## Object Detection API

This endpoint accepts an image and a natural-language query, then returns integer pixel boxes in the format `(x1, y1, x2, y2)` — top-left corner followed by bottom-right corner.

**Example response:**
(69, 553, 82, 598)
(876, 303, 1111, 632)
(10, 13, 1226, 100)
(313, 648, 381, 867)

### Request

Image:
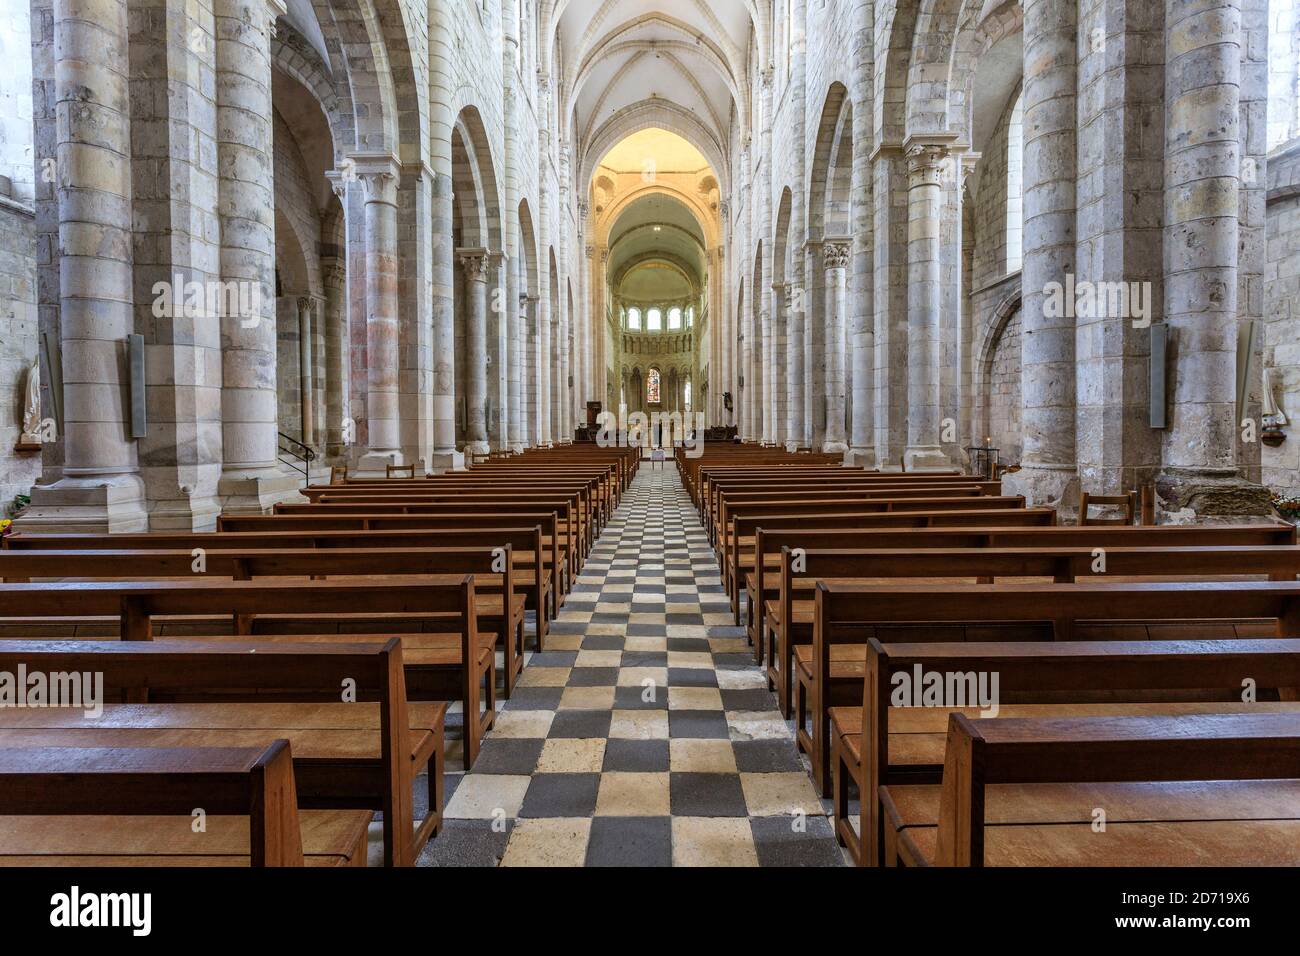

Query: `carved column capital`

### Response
(457, 248, 490, 282)
(823, 239, 851, 271)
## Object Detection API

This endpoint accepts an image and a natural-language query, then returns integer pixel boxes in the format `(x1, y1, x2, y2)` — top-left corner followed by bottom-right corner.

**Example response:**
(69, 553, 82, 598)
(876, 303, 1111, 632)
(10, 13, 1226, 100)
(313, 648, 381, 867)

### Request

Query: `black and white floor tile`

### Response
(418, 462, 846, 867)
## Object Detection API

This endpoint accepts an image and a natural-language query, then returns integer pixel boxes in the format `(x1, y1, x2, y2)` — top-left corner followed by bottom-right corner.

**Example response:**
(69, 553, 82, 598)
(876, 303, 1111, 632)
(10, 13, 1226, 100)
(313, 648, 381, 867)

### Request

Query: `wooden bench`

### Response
(909, 711, 1300, 866)
(3, 526, 553, 649)
(724, 508, 1058, 621)
(0, 544, 530, 699)
(745, 523, 1299, 654)
(837, 637, 1300, 865)
(0, 741, 370, 866)
(0, 638, 438, 865)
(772, 542, 1300, 720)
(210, 512, 568, 612)
(806, 579, 1300, 796)
(0, 577, 493, 770)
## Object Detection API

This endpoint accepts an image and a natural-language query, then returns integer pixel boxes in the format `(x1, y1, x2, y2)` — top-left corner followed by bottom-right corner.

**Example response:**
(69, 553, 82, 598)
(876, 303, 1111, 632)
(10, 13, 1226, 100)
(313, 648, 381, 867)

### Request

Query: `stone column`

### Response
(502, 0, 521, 451)
(873, 147, 910, 468)
(297, 296, 314, 446)
(524, 294, 539, 446)
(323, 259, 348, 457)
(215, 0, 297, 511)
(18, 0, 148, 531)
(823, 239, 851, 453)
(429, 0, 462, 471)
(508, 260, 524, 451)
(1157, 0, 1268, 516)
(1009, 0, 1079, 505)
(767, 284, 783, 445)
(488, 251, 508, 450)
(785, 281, 805, 450)
(352, 160, 403, 473)
(459, 248, 490, 456)
(903, 139, 952, 470)
(845, 0, 875, 466)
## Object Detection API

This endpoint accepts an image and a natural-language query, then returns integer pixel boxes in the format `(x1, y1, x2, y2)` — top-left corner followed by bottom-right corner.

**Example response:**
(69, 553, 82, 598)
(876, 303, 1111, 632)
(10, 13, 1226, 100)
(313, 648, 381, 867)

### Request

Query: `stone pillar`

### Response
(214, 0, 297, 512)
(1008, 0, 1079, 506)
(903, 139, 953, 471)
(873, 147, 909, 468)
(459, 248, 490, 456)
(429, 1, 461, 471)
(18, 0, 148, 531)
(785, 280, 805, 450)
(767, 284, 783, 445)
(1157, 0, 1268, 517)
(502, 0, 521, 451)
(524, 294, 539, 446)
(352, 160, 403, 474)
(508, 261, 524, 451)
(297, 296, 314, 446)
(823, 239, 851, 453)
(488, 251, 508, 450)
(845, 0, 875, 467)
(323, 259, 348, 457)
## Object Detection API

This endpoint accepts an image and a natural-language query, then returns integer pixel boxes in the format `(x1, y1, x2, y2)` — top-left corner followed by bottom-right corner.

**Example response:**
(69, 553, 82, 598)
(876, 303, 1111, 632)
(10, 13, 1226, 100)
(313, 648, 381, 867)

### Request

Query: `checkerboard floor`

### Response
(417, 461, 847, 867)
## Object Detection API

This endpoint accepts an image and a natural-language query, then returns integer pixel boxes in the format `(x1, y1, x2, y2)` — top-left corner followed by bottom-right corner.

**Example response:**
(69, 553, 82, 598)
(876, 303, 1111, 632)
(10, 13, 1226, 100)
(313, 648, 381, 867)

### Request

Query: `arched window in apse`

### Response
(647, 367, 661, 404)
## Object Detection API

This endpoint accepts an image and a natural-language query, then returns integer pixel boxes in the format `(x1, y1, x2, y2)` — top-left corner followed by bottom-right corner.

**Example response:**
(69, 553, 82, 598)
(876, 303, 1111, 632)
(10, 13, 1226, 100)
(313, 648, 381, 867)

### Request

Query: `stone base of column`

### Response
(510, 442, 525, 455)
(903, 445, 953, 473)
(351, 449, 410, 479)
(844, 446, 877, 469)
(1154, 469, 1274, 524)
(822, 439, 849, 456)
(784, 441, 801, 453)
(217, 472, 305, 515)
(145, 494, 224, 532)
(465, 440, 491, 457)
(428, 450, 466, 474)
(12, 475, 149, 533)
(1002, 463, 1080, 516)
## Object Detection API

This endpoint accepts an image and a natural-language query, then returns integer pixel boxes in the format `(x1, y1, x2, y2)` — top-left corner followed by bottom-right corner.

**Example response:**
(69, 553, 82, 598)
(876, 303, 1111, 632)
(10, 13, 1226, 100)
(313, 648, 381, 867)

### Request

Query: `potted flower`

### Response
(1272, 492, 1300, 524)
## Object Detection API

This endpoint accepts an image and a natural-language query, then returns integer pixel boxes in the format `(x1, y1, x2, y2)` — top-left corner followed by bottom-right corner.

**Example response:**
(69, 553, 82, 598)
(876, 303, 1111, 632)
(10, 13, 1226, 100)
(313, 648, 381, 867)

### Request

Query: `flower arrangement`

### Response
(0, 519, 11, 537)
(1272, 492, 1300, 523)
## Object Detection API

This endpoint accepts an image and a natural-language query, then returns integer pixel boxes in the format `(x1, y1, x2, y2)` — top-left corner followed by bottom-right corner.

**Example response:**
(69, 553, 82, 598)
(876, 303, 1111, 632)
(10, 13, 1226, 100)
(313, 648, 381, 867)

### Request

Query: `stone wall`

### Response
(1264, 137, 1300, 494)
(0, 200, 39, 515)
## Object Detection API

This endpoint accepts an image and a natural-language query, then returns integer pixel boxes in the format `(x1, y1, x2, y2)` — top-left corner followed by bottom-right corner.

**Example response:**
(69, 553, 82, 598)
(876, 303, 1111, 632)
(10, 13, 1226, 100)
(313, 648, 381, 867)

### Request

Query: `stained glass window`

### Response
(683, 377, 692, 412)
(647, 367, 661, 404)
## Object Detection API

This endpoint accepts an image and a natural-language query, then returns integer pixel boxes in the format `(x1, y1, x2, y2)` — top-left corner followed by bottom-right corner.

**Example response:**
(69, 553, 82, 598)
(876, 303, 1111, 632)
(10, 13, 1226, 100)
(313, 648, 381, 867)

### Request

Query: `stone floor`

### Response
(416, 461, 846, 867)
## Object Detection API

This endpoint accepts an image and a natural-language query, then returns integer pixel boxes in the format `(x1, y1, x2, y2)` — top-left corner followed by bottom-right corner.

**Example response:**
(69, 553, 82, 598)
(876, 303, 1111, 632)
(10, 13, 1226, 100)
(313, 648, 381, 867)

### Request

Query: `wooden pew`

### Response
(918, 711, 1300, 866)
(211, 512, 567, 613)
(0, 545, 530, 698)
(267, 497, 585, 583)
(0, 577, 494, 770)
(745, 523, 1299, 655)
(809, 579, 1300, 797)
(773, 542, 1300, 721)
(3, 526, 553, 649)
(839, 637, 1300, 865)
(0, 741, 369, 866)
(724, 508, 1058, 621)
(0, 638, 435, 866)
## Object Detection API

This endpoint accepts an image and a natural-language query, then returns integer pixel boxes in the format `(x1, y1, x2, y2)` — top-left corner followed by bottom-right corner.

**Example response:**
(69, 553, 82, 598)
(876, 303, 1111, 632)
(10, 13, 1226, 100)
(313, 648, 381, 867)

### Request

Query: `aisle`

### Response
(420, 462, 845, 866)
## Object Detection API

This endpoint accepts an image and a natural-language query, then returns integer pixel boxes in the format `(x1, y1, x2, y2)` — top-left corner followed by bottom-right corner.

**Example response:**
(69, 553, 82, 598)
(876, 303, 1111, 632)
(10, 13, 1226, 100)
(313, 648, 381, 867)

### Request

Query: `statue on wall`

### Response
(19, 359, 42, 445)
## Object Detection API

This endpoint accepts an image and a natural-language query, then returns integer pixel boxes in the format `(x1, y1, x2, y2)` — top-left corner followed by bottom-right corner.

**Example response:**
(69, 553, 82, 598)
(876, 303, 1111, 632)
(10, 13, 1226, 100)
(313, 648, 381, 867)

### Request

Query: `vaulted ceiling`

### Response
(547, 0, 756, 173)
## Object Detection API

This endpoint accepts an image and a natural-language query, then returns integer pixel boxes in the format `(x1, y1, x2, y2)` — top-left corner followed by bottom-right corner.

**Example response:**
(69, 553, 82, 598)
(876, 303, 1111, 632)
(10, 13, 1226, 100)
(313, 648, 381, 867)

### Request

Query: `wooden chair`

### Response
(329, 464, 348, 484)
(1078, 489, 1137, 526)
(386, 463, 417, 479)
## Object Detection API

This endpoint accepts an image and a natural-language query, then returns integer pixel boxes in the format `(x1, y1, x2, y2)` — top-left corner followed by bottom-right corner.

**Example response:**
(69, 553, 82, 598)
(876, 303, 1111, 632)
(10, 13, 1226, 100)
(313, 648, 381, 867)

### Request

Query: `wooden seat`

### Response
(0, 741, 357, 866)
(1078, 490, 1137, 526)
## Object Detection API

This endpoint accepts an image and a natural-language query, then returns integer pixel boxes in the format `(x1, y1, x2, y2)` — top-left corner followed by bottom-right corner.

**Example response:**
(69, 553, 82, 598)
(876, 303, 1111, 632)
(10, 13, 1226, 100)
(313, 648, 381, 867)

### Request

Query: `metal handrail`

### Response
(278, 432, 316, 486)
